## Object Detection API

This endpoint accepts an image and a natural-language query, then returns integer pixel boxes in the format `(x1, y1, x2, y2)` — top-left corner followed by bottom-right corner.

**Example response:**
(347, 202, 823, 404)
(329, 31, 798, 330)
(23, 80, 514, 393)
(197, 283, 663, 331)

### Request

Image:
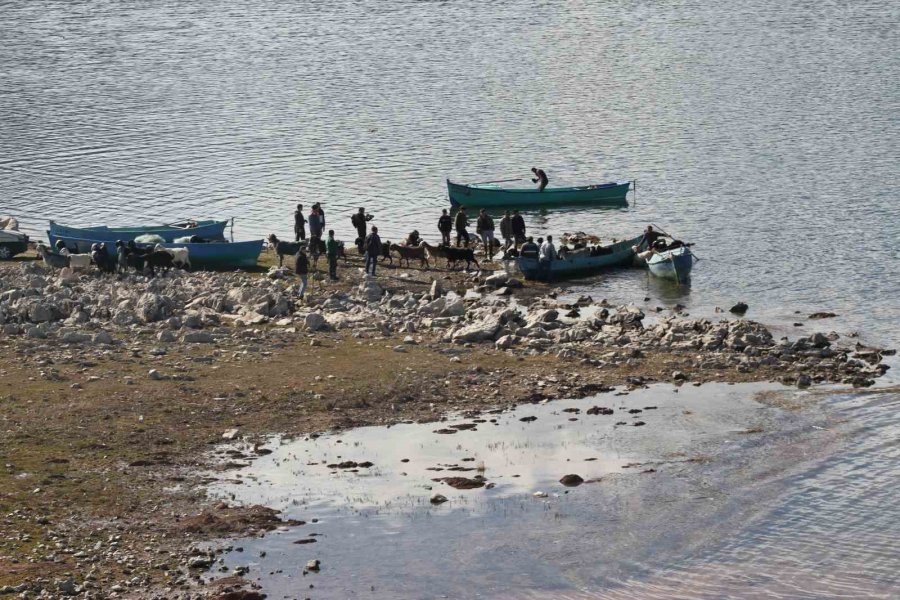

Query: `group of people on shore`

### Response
(439, 207, 529, 253)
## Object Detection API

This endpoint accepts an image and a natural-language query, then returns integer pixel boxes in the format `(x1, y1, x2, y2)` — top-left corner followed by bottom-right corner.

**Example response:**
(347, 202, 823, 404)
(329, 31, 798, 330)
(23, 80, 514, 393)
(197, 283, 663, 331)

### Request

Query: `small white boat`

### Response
(647, 246, 695, 281)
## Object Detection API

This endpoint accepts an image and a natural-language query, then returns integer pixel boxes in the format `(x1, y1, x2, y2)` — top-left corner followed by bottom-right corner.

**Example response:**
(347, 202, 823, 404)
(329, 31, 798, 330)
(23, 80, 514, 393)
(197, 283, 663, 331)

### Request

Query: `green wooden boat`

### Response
(447, 179, 631, 208)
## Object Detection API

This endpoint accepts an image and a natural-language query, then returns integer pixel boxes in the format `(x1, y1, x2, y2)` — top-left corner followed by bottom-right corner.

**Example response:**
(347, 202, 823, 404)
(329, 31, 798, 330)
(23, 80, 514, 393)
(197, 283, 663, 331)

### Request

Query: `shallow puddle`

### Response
(204, 383, 900, 599)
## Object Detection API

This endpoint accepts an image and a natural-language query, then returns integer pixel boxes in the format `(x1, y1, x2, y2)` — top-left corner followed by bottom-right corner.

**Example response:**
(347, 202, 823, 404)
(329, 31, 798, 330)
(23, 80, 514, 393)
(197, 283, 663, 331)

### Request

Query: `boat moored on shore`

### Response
(508, 234, 643, 281)
(48, 219, 229, 243)
(47, 233, 262, 270)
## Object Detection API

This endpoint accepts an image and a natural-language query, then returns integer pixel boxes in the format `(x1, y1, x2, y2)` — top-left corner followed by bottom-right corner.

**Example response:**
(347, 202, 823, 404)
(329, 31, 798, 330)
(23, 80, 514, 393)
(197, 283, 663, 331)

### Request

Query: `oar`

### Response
(468, 178, 525, 185)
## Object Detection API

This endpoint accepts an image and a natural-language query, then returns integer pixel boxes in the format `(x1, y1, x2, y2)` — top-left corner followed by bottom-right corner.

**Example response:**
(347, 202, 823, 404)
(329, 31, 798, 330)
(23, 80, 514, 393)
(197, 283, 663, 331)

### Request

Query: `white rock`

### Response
(222, 428, 240, 440)
(393, 345, 407, 353)
(148, 369, 164, 381)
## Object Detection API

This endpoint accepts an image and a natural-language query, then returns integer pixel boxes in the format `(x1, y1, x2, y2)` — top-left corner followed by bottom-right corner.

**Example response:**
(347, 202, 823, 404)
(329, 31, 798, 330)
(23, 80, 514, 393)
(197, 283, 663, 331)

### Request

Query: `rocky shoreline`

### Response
(0, 256, 892, 598)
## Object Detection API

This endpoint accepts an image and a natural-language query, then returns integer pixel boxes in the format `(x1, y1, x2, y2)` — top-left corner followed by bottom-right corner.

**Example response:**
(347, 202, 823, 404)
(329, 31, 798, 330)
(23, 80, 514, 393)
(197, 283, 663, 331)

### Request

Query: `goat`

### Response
(422, 242, 480, 271)
(67, 253, 92, 271)
(90, 243, 114, 274)
(268, 234, 303, 267)
(36, 242, 70, 269)
(155, 244, 190, 270)
(115, 241, 128, 274)
(390, 243, 430, 269)
(145, 247, 174, 276)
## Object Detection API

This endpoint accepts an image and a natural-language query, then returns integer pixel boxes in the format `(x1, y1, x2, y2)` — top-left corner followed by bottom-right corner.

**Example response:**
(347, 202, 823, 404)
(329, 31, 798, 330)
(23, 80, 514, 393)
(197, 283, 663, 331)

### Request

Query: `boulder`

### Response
(304, 312, 328, 332)
(429, 279, 443, 300)
(729, 302, 749, 315)
(135, 293, 173, 323)
(157, 330, 176, 343)
(28, 302, 55, 323)
(93, 331, 113, 345)
(182, 331, 215, 344)
(484, 272, 508, 288)
(61, 332, 91, 344)
(559, 474, 584, 487)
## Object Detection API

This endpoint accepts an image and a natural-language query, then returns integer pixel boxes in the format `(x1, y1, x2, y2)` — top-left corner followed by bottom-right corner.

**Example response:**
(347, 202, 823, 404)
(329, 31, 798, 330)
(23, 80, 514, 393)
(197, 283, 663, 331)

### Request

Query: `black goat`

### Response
(268, 234, 303, 267)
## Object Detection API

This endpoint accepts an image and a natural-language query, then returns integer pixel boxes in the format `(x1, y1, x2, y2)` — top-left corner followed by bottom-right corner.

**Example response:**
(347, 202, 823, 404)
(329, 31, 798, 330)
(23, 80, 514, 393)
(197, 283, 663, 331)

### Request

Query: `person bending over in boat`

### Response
(531, 167, 549, 192)
(640, 225, 669, 250)
(438, 209, 452, 245)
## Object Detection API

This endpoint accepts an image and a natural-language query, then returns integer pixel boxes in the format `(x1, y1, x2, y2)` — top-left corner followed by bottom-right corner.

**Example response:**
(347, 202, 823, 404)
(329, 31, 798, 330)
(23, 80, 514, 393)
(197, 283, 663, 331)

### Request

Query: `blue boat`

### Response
(509, 235, 643, 280)
(448, 179, 631, 208)
(48, 219, 229, 243)
(647, 246, 695, 281)
(47, 233, 263, 270)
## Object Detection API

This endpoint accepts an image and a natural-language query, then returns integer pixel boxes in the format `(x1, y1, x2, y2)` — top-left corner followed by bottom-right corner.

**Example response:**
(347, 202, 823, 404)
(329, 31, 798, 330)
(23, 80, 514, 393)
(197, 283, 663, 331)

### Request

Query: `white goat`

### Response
(153, 244, 191, 270)
(67, 254, 92, 271)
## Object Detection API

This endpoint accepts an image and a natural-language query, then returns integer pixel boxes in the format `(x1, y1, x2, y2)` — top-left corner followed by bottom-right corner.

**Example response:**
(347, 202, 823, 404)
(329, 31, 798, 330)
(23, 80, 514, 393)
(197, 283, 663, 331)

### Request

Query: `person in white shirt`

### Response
(538, 235, 556, 281)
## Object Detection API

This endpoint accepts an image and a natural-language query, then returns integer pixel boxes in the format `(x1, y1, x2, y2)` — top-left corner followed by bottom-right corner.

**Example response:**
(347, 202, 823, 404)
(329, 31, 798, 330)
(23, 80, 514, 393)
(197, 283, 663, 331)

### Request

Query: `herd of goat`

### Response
(36, 241, 190, 276)
(267, 234, 483, 271)
(32, 233, 485, 277)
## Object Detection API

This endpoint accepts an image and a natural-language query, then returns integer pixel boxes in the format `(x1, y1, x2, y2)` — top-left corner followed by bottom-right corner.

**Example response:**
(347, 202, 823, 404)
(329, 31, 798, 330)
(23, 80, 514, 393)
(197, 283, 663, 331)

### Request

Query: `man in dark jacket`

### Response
(351, 207, 372, 242)
(364, 226, 382, 276)
(294, 248, 309, 299)
(499, 210, 513, 250)
(325, 229, 339, 280)
(294, 204, 306, 241)
(511, 210, 526, 247)
(437, 209, 452, 245)
(476, 209, 495, 256)
(454, 207, 470, 247)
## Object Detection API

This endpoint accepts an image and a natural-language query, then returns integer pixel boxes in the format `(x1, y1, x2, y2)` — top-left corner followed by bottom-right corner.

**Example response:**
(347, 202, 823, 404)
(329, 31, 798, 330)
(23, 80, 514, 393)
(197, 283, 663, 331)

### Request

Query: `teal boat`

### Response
(47, 233, 262, 270)
(509, 235, 643, 280)
(447, 179, 631, 208)
(48, 219, 229, 243)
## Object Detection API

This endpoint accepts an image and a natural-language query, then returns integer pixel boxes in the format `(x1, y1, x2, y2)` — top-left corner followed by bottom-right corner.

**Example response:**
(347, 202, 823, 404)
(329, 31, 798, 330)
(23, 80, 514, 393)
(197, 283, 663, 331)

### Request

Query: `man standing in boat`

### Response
(454, 206, 470, 247)
(539, 234, 556, 281)
(511, 209, 526, 248)
(294, 204, 306, 242)
(438, 209, 452, 245)
(531, 167, 549, 192)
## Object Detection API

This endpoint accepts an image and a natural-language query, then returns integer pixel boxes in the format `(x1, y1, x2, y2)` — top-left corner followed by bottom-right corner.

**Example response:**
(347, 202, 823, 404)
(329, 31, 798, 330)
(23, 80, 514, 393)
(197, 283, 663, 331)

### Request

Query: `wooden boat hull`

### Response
(48, 219, 229, 243)
(647, 246, 694, 281)
(509, 235, 643, 280)
(447, 179, 630, 208)
(47, 234, 263, 270)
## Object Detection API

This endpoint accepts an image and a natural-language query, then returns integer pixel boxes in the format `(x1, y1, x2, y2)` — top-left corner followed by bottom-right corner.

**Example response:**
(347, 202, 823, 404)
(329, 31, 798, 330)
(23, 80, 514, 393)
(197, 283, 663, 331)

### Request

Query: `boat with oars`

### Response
(447, 178, 632, 208)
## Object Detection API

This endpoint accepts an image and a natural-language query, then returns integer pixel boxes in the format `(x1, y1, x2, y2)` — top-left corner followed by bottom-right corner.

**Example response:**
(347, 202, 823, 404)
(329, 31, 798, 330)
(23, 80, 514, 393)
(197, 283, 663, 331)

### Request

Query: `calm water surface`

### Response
(1, 0, 898, 342)
(208, 384, 900, 599)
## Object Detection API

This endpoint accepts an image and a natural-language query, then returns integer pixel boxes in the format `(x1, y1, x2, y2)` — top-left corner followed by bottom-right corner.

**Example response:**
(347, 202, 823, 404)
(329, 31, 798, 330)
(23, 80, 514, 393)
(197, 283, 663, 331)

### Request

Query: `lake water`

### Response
(208, 383, 900, 599)
(1, 0, 898, 344)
